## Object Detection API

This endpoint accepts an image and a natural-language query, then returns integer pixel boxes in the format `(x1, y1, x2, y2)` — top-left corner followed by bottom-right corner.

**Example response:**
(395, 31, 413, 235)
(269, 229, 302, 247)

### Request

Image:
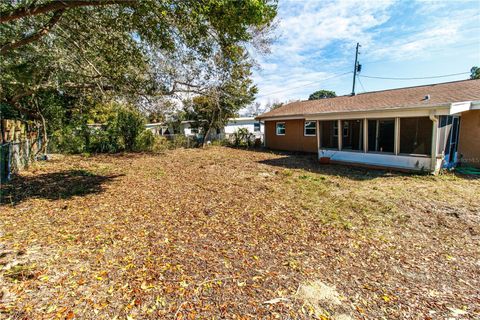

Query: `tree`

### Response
(186, 49, 257, 147)
(308, 90, 336, 100)
(265, 100, 284, 111)
(0, 1, 276, 115)
(245, 102, 265, 116)
(0, 0, 277, 152)
(471, 66, 480, 80)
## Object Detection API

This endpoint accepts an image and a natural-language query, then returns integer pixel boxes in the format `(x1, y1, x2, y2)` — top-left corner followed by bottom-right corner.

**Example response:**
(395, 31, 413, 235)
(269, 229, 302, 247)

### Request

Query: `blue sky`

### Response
(251, 0, 480, 107)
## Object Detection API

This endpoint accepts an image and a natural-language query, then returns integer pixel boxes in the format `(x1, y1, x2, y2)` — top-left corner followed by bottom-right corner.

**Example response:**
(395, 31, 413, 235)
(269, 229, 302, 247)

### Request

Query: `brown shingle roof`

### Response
(257, 79, 480, 119)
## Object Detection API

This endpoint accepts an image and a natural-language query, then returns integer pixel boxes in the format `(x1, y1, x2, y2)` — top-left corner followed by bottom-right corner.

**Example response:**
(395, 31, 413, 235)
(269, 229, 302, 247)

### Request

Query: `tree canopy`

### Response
(471, 66, 480, 80)
(0, 0, 277, 120)
(185, 49, 257, 146)
(308, 90, 336, 100)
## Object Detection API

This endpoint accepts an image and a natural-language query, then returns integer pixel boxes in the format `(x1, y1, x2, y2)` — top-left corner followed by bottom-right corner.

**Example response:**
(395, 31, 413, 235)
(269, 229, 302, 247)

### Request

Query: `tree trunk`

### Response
(39, 112, 48, 155)
(202, 126, 213, 148)
(202, 109, 218, 148)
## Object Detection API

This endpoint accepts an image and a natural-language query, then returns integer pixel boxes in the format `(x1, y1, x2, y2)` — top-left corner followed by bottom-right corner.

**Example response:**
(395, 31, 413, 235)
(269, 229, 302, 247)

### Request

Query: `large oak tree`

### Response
(0, 0, 277, 121)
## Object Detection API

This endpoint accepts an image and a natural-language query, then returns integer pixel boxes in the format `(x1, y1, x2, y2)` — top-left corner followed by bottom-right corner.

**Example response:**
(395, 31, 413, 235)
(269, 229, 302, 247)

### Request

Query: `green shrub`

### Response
(151, 136, 171, 153)
(135, 130, 155, 152)
(232, 128, 254, 147)
(51, 127, 86, 154)
(116, 108, 146, 151)
(211, 139, 229, 146)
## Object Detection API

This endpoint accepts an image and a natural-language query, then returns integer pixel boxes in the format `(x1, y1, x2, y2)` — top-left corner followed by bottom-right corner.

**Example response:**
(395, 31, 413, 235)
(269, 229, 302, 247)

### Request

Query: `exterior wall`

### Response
(224, 121, 264, 134)
(265, 120, 317, 153)
(458, 110, 480, 168)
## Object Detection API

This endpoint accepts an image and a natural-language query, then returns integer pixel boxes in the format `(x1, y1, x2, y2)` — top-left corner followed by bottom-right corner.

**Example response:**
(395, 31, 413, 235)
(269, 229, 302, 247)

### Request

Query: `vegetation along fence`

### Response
(0, 120, 40, 183)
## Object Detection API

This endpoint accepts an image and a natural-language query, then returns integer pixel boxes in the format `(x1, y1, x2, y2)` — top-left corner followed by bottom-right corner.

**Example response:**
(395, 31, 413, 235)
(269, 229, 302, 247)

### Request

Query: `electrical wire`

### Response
(256, 71, 352, 98)
(359, 72, 470, 80)
(356, 75, 366, 93)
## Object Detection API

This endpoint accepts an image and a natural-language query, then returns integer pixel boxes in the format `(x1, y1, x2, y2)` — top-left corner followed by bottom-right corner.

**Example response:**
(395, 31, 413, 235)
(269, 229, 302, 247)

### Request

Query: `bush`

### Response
(88, 127, 116, 153)
(232, 128, 254, 147)
(152, 136, 171, 153)
(135, 130, 155, 152)
(50, 127, 86, 154)
(116, 108, 146, 151)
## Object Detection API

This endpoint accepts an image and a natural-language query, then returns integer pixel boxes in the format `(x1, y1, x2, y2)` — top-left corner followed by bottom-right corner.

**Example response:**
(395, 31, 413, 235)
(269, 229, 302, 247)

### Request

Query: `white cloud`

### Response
(253, 0, 396, 106)
(251, 0, 480, 110)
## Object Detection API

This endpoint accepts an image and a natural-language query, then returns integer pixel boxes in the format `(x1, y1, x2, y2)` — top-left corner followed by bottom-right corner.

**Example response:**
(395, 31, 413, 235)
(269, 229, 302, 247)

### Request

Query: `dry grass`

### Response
(1, 146, 479, 319)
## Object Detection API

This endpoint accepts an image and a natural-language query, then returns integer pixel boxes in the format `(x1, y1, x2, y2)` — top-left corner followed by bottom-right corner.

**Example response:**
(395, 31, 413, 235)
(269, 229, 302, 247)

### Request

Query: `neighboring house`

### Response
(88, 122, 174, 135)
(180, 120, 202, 137)
(145, 122, 172, 135)
(181, 117, 265, 141)
(256, 79, 480, 173)
(223, 117, 264, 140)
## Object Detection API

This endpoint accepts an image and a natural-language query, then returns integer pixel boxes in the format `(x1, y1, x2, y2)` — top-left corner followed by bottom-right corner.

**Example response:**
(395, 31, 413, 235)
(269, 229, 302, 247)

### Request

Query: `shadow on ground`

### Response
(256, 150, 416, 181)
(0, 170, 123, 205)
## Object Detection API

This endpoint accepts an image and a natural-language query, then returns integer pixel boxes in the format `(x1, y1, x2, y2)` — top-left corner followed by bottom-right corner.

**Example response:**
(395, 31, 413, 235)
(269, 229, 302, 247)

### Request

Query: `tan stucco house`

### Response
(256, 79, 480, 173)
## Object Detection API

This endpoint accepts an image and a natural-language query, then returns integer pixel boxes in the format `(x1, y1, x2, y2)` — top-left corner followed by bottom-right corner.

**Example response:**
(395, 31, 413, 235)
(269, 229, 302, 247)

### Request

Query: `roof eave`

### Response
(257, 103, 453, 121)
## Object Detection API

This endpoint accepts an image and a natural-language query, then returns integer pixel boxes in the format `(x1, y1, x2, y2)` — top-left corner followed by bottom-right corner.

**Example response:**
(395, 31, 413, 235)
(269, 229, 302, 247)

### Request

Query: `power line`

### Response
(256, 71, 352, 98)
(356, 75, 366, 93)
(359, 72, 470, 80)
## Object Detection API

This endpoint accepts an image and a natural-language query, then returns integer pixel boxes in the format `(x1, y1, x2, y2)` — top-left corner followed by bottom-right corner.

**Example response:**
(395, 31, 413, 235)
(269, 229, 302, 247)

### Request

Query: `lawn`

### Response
(1, 147, 479, 319)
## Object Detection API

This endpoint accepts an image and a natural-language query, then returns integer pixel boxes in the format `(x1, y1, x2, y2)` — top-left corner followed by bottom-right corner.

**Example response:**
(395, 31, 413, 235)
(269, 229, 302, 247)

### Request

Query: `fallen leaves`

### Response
(1, 147, 479, 319)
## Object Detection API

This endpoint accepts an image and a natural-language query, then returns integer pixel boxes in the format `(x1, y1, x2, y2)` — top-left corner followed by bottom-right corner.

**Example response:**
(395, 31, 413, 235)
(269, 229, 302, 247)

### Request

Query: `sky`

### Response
(250, 0, 480, 110)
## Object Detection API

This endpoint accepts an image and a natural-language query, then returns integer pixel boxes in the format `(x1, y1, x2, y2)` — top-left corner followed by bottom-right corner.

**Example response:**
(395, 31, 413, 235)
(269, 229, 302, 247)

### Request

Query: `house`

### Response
(223, 117, 264, 141)
(145, 122, 172, 136)
(180, 120, 203, 137)
(181, 117, 264, 140)
(256, 79, 480, 173)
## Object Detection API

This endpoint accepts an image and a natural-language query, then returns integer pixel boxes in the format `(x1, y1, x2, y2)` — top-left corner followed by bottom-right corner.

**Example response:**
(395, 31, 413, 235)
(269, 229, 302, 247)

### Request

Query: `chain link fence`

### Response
(0, 139, 35, 183)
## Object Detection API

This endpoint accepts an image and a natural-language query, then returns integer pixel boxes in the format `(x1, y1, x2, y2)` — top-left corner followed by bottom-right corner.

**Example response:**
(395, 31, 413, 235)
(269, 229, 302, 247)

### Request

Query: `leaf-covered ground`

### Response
(1, 147, 479, 319)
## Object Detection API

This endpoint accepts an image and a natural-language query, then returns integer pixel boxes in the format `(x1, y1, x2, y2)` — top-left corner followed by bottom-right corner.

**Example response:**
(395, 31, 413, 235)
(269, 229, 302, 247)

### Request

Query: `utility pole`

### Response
(351, 42, 361, 96)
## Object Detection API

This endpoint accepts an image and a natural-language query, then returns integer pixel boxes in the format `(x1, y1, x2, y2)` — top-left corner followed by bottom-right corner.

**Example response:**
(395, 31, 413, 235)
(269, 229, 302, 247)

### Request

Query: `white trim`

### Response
(306, 107, 450, 121)
(318, 149, 433, 172)
(259, 102, 480, 122)
(363, 118, 368, 153)
(304, 121, 317, 136)
(260, 116, 306, 121)
(394, 117, 400, 155)
(449, 101, 472, 114)
(429, 114, 439, 173)
(337, 120, 342, 150)
(275, 122, 286, 135)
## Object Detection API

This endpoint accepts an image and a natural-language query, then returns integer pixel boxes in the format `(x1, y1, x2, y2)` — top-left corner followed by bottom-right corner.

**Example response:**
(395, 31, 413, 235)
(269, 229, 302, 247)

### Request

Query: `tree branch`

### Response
(0, 0, 136, 23)
(0, 9, 65, 55)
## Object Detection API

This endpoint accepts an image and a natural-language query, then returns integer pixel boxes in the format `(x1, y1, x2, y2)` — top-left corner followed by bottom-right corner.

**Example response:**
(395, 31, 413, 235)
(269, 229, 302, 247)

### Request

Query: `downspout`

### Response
(429, 113, 439, 174)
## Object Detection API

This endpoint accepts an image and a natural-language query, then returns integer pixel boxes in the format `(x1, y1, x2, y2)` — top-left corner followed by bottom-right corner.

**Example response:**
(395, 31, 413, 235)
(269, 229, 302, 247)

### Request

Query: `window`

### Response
(304, 121, 316, 136)
(254, 122, 261, 132)
(333, 121, 339, 137)
(320, 120, 339, 149)
(399, 117, 432, 155)
(342, 120, 363, 151)
(342, 124, 349, 138)
(276, 122, 285, 135)
(368, 119, 395, 153)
